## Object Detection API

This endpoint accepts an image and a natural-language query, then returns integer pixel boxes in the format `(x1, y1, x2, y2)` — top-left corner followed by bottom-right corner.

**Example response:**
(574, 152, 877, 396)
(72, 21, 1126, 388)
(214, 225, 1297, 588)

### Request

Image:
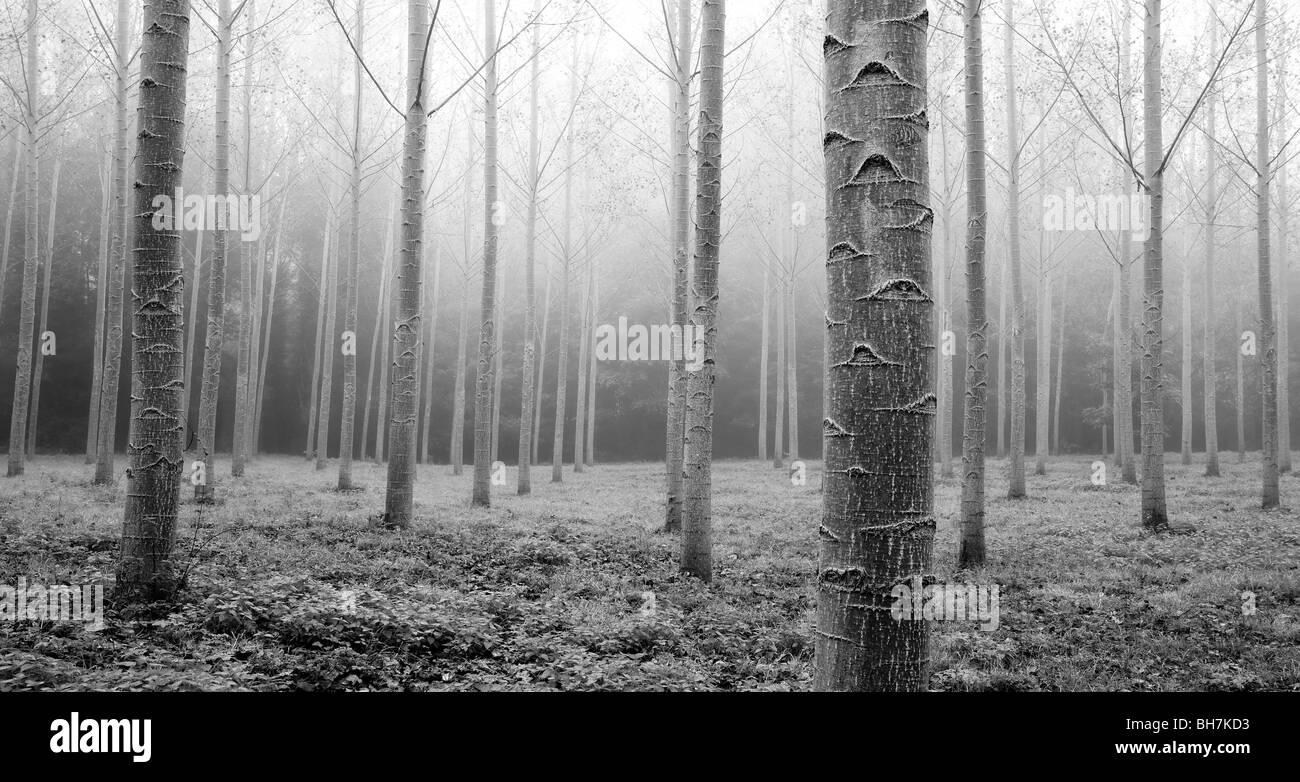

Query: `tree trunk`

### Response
(1254, 0, 1279, 508)
(361, 201, 394, 460)
(472, 0, 500, 506)
(490, 267, 505, 464)
(1052, 267, 1066, 454)
(664, 0, 692, 527)
(680, 0, 724, 582)
(1275, 50, 1291, 474)
(0, 136, 19, 332)
(773, 267, 786, 469)
(8, 0, 40, 479)
(117, 0, 191, 603)
(381, 0, 430, 528)
(585, 273, 597, 466)
(531, 254, 551, 466)
(1116, 0, 1137, 485)
(551, 44, 578, 485)
(339, 0, 364, 489)
(1181, 247, 1192, 463)
(420, 240, 441, 463)
(758, 265, 769, 460)
(306, 218, 329, 459)
(87, 150, 110, 463)
(959, 0, 989, 567)
(816, 0, 933, 691)
(1035, 265, 1050, 474)
(1237, 302, 1246, 462)
(192, 0, 232, 498)
(1203, 43, 1220, 477)
(253, 202, 282, 449)
(516, 0, 541, 491)
(314, 217, 337, 470)
(27, 155, 61, 457)
(1004, 0, 1027, 498)
(574, 260, 590, 473)
(231, 0, 257, 478)
(786, 275, 799, 460)
(451, 268, 469, 474)
(1139, 0, 1170, 530)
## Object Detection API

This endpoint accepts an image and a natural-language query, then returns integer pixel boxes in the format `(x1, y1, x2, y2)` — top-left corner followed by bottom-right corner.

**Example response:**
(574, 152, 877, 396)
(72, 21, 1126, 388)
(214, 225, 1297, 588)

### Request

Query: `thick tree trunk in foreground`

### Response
(1139, 0, 1170, 531)
(472, 0, 500, 506)
(958, 0, 988, 569)
(680, 0, 724, 582)
(816, 0, 933, 691)
(1254, 0, 1279, 509)
(117, 0, 191, 603)
(381, 0, 431, 528)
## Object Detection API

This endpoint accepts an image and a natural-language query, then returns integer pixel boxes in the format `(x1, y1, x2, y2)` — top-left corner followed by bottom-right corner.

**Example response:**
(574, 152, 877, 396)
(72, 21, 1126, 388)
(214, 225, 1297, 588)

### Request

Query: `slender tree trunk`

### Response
(117, 0, 191, 603)
(315, 217, 338, 470)
(996, 229, 1006, 459)
(1237, 302, 1246, 462)
(786, 276, 799, 460)
(939, 114, 954, 476)
(531, 254, 551, 466)
(1203, 66, 1220, 476)
(773, 267, 786, 469)
(472, 0, 501, 505)
(1254, 0, 1279, 508)
(958, 0, 989, 568)
(27, 156, 61, 457)
(1052, 267, 1066, 454)
(490, 268, 505, 464)
(420, 240, 441, 463)
(306, 220, 329, 459)
(361, 201, 394, 460)
(231, 1, 257, 477)
(192, 0, 232, 497)
(182, 228, 203, 441)
(1139, 0, 1170, 530)
(1117, 0, 1137, 485)
(1035, 265, 1050, 474)
(381, 0, 430, 527)
(816, 0, 932, 691)
(339, 0, 365, 489)
(87, 151, 111, 463)
(551, 45, 578, 485)
(1004, 0, 1027, 498)
(451, 268, 469, 473)
(1275, 52, 1291, 473)
(680, 0, 724, 582)
(664, 0, 692, 526)
(1181, 247, 1192, 463)
(0, 136, 20, 331)
(574, 260, 590, 473)
(585, 273, 597, 466)
(253, 199, 283, 449)
(8, 0, 40, 479)
(758, 265, 769, 460)
(516, 0, 541, 491)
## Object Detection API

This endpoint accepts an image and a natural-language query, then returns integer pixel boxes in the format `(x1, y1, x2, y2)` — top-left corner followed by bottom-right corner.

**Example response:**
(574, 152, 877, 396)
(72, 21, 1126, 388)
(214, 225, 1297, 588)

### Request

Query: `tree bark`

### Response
(1254, 0, 1279, 508)
(1004, 0, 1027, 498)
(816, 0, 933, 691)
(1203, 41, 1220, 477)
(26, 155, 61, 457)
(192, 0, 232, 498)
(87, 150, 111, 463)
(680, 0, 724, 582)
(664, 0, 692, 526)
(314, 217, 337, 470)
(381, 0, 431, 528)
(339, 0, 364, 489)
(8, 0, 40, 479)
(117, 0, 191, 603)
(959, 0, 989, 567)
(1139, 0, 1170, 530)
(516, 0, 541, 491)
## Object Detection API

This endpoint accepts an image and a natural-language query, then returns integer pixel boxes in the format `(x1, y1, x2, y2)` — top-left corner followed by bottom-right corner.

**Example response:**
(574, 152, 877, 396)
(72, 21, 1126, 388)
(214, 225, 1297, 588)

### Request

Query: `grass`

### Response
(0, 451, 1297, 691)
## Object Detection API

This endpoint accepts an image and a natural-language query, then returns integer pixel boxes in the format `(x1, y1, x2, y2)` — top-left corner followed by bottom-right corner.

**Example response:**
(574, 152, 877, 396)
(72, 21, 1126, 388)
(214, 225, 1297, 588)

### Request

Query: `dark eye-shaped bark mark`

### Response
(823, 34, 851, 58)
(858, 516, 937, 536)
(884, 109, 929, 129)
(857, 277, 931, 302)
(874, 393, 937, 415)
(883, 198, 933, 232)
(825, 314, 848, 329)
(823, 129, 862, 149)
(845, 154, 915, 188)
(827, 240, 871, 265)
(832, 342, 901, 368)
(845, 61, 912, 92)
(824, 417, 856, 438)
(818, 566, 869, 593)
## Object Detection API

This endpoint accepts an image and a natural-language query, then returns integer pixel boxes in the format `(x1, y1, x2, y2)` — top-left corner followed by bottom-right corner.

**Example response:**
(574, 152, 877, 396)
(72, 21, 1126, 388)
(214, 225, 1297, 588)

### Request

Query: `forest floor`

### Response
(1, 453, 1298, 691)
